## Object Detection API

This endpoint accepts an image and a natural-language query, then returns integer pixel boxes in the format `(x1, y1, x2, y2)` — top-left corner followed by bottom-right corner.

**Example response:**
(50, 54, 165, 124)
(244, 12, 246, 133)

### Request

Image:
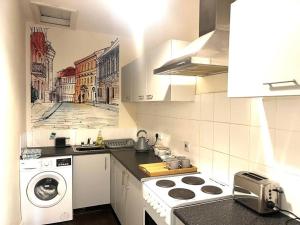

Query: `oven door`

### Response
(143, 200, 169, 225)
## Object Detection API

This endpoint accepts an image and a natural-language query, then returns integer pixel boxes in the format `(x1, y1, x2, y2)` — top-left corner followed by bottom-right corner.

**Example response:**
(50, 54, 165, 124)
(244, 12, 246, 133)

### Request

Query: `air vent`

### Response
(31, 1, 77, 29)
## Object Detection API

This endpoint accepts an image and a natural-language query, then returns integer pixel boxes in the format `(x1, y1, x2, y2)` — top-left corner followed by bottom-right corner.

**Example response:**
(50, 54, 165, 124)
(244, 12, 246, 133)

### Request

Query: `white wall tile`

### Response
(213, 122, 229, 154)
(75, 129, 98, 145)
(274, 130, 300, 175)
(26, 131, 33, 147)
(102, 128, 137, 140)
(200, 93, 214, 121)
(276, 97, 300, 131)
(248, 162, 272, 178)
(230, 124, 250, 160)
(214, 92, 230, 123)
(212, 151, 229, 185)
(229, 156, 249, 185)
(230, 98, 251, 125)
(199, 147, 213, 176)
(32, 130, 53, 146)
(135, 92, 300, 216)
(199, 121, 213, 149)
(249, 127, 275, 166)
(251, 98, 277, 128)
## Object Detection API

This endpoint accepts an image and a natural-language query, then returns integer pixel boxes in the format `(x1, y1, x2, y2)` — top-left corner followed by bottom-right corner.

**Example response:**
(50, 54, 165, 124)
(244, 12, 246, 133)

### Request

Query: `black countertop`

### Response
(25, 146, 111, 158)
(173, 198, 300, 225)
(110, 148, 161, 181)
(24, 146, 160, 181)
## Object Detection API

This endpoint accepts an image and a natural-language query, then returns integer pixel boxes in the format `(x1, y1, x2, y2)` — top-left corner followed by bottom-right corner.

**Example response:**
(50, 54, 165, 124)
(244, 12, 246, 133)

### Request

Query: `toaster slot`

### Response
(242, 172, 267, 181)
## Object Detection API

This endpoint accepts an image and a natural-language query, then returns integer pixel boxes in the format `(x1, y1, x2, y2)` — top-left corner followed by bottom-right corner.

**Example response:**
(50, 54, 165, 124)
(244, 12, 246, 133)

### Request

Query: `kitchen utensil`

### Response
(135, 130, 150, 152)
(233, 171, 281, 214)
(166, 159, 180, 170)
(55, 137, 70, 148)
(180, 158, 191, 168)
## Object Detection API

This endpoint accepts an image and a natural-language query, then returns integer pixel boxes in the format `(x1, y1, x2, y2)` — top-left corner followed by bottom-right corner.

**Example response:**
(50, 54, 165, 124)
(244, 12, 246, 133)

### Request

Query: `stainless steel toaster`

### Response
(233, 171, 281, 214)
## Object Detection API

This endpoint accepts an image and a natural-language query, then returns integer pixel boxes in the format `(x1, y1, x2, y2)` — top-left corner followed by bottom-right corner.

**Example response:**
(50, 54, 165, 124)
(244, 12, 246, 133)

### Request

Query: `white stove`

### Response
(142, 173, 232, 225)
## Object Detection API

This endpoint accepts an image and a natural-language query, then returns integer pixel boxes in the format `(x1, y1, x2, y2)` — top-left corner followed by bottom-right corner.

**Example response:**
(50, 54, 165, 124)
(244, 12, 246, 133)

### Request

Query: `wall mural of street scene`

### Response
(30, 27, 119, 129)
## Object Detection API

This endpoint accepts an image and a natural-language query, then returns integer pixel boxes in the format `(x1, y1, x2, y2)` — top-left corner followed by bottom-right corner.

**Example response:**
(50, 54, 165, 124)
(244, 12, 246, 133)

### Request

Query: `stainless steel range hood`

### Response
(154, 0, 234, 77)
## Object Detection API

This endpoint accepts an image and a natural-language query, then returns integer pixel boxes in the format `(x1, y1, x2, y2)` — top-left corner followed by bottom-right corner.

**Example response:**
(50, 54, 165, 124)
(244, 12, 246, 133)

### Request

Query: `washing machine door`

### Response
(27, 171, 67, 208)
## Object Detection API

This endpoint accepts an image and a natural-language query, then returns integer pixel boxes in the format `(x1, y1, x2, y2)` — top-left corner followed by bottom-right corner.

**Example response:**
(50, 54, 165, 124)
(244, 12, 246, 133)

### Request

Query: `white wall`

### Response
(136, 74, 300, 216)
(0, 0, 26, 224)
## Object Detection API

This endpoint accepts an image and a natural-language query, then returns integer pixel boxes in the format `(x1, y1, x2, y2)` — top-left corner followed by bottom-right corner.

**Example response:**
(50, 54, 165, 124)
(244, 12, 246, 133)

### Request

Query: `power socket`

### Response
(184, 141, 190, 152)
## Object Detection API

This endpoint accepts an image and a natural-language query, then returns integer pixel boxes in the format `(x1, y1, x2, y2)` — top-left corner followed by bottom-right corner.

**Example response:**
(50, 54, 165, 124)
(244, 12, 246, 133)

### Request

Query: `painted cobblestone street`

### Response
(32, 103, 118, 129)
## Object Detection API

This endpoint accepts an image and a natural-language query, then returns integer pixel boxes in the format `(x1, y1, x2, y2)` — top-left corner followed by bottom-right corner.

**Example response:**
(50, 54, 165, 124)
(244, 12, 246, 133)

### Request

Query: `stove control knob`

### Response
(160, 209, 166, 218)
(156, 208, 161, 214)
(150, 199, 156, 207)
(43, 161, 50, 167)
(153, 201, 159, 210)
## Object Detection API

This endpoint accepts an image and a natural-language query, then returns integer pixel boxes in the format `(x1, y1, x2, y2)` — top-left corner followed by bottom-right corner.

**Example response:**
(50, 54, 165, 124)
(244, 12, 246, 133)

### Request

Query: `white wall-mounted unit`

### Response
(228, 0, 300, 97)
(121, 40, 196, 102)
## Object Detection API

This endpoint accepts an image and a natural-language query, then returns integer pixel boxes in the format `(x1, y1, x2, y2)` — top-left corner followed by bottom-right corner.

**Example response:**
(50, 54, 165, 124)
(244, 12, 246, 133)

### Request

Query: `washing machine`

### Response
(20, 155, 73, 225)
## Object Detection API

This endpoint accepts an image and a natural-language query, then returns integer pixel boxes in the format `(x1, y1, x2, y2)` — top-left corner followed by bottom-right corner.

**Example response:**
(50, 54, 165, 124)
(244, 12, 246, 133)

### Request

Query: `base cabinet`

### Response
(73, 154, 110, 209)
(110, 156, 143, 225)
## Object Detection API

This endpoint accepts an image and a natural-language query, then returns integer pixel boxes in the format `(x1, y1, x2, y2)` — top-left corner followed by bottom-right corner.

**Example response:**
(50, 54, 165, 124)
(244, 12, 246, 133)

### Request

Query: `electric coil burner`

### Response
(201, 185, 223, 195)
(156, 180, 176, 188)
(168, 188, 195, 200)
(143, 173, 232, 225)
(181, 176, 205, 185)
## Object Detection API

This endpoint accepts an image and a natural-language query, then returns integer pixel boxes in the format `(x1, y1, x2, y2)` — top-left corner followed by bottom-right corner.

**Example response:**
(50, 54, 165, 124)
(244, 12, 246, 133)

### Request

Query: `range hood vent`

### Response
(154, 0, 234, 77)
(31, 1, 78, 29)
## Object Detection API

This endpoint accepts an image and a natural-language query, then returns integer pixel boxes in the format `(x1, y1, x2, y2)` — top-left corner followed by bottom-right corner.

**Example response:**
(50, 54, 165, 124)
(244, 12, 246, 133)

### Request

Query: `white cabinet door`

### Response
(114, 158, 127, 225)
(228, 0, 300, 97)
(121, 63, 132, 102)
(73, 154, 110, 209)
(110, 157, 116, 211)
(146, 40, 196, 101)
(132, 56, 147, 101)
(146, 41, 172, 101)
(124, 172, 143, 225)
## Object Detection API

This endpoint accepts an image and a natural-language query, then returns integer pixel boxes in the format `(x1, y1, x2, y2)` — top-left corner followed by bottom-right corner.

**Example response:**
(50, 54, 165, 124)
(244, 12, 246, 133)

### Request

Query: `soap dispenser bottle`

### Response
(95, 129, 104, 147)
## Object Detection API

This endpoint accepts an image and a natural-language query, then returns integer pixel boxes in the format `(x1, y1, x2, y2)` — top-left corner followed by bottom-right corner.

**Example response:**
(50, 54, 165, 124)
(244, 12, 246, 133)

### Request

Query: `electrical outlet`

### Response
(184, 141, 190, 152)
(49, 132, 56, 140)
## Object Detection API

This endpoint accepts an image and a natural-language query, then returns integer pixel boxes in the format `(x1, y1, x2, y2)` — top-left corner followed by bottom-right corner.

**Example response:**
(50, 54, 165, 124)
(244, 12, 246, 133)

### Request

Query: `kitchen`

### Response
(1, 0, 300, 225)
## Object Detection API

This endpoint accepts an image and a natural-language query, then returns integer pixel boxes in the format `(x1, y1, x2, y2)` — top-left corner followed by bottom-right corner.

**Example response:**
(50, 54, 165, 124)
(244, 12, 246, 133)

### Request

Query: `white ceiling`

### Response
(21, 0, 199, 49)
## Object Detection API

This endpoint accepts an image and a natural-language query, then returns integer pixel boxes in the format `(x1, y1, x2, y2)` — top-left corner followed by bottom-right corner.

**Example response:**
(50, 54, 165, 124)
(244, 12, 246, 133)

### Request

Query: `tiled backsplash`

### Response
(26, 128, 137, 147)
(136, 92, 300, 215)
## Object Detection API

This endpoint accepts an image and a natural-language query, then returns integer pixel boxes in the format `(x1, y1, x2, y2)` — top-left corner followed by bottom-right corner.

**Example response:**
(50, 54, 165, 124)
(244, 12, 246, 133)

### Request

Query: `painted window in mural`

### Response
(30, 27, 119, 129)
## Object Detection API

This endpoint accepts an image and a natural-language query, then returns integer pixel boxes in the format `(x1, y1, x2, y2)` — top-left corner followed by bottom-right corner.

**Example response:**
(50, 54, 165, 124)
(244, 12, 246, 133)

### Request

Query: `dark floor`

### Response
(53, 205, 121, 225)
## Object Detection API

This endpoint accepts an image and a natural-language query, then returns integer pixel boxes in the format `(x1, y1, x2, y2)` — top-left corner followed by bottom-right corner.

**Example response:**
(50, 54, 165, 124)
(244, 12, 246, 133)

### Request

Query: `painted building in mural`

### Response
(56, 67, 76, 102)
(74, 52, 98, 103)
(30, 27, 55, 103)
(96, 39, 119, 105)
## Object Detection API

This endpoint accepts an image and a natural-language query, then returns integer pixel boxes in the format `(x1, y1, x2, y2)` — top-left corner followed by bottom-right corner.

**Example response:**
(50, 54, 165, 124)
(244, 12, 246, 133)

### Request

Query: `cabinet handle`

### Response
(138, 95, 144, 100)
(263, 79, 299, 88)
(121, 171, 125, 186)
(146, 94, 153, 100)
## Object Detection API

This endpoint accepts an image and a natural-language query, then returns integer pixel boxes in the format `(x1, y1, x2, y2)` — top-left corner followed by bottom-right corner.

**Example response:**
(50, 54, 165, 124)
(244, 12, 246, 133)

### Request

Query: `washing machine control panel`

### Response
(56, 158, 72, 167)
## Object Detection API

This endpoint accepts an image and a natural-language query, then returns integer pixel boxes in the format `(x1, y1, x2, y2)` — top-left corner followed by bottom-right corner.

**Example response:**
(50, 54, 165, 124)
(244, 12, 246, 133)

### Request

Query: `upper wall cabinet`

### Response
(228, 0, 300, 97)
(121, 40, 196, 102)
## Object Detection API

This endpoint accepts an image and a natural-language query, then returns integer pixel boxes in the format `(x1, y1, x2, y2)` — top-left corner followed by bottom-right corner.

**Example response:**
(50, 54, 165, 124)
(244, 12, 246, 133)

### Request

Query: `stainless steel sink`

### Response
(73, 145, 106, 152)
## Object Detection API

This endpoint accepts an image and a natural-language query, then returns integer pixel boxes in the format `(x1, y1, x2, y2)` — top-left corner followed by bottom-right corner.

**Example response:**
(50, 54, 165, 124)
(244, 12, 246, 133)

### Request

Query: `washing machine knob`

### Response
(43, 161, 50, 167)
